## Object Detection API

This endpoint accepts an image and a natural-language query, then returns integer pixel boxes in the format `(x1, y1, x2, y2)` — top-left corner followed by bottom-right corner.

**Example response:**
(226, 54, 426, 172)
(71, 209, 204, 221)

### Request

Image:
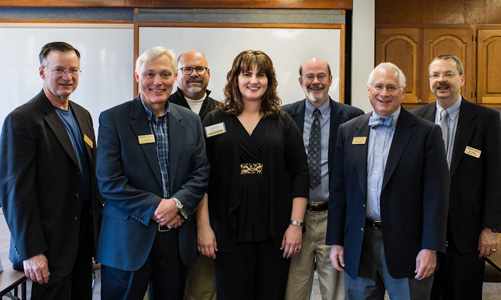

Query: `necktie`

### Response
(439, 109, 449, 152)
(368, 115, 393, 128)
(308, 109, 321, 189)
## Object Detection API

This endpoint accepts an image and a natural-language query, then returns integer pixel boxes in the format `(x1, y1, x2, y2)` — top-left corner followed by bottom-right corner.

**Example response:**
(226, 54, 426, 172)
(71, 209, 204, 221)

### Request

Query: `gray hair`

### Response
(366, 62, 406, 90)
(135, 46, 176, 75)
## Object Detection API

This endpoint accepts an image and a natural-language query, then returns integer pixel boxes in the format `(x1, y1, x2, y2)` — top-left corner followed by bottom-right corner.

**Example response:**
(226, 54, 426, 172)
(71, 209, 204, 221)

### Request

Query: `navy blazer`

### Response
(0, 90, 100, 277)
(326, 108, 450, 279)
(95, 96, 209, 270)
(412, 98, 501, 253)
(282, 98, 364, 181)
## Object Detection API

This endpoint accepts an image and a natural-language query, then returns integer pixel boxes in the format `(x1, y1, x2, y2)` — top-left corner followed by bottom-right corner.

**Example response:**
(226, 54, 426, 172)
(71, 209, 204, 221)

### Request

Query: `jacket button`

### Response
(75, 194, 80, 198)
(361, 228, 364, 232)
(74, 217, 79, 221)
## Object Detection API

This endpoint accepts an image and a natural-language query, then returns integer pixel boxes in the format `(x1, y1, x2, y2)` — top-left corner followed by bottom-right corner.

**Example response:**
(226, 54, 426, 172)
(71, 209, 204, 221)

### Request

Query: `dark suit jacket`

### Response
(0, 90, 100, 277)
(95, 96, 209, 271)
(326, 108, 450, 279)
(168, 88, 220, 121)
(412, 98, 501, 253)
(282, 97, 364, 182)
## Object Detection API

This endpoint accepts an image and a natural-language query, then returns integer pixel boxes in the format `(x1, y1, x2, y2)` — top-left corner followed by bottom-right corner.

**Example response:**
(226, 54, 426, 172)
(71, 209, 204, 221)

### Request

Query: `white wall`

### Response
(351, 0, 375, 114)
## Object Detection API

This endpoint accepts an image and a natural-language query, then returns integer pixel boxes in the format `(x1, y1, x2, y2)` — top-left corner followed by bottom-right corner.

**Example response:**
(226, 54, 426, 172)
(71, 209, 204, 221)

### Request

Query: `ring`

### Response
(294, 248, 298, 251)
(491, 249, 497, 252)
(201, 249, 205, 253)
(428, 273, 433, 276)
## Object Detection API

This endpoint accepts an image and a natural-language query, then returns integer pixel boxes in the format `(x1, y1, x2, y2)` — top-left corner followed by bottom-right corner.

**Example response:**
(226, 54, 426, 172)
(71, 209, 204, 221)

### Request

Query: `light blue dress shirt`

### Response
(435, 96, 461, 168)
(304, 99, 330, 203)
(366, 107, 401, 221)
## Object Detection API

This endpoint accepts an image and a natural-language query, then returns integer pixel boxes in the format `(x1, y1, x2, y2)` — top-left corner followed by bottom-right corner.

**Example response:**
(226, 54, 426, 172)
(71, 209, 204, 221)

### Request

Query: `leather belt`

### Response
(366, 219, 382, 230)
(307, 201, 328, 212)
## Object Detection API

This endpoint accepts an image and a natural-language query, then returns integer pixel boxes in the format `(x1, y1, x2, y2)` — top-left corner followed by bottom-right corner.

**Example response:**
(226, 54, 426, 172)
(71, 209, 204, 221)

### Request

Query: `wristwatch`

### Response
(290, 220, 304, 227)
(173, 198, 188, 219)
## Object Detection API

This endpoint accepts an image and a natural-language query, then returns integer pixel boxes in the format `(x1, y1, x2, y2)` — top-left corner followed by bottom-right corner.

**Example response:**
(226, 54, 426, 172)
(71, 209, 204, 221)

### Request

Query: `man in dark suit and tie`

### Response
(0, 41, 100, 300)
(283, 57, 363, 300)
(412, 54, 501, 300)
(326, 62, 450, 299)
(95, 46, 210, 299)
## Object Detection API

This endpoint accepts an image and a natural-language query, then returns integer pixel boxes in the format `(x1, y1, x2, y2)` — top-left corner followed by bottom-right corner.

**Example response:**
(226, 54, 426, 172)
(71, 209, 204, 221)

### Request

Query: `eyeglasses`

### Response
(44, 66, 81, 76)
(178, 66, 208, 75)
(303, 73, 329, 82)
(429, 72, 457, 79)
(371, 84, 401, 92)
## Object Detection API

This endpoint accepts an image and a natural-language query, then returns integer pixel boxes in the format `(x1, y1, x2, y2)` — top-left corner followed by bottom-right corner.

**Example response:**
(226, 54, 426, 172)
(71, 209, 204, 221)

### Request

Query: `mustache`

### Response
(186, 78, 203, 84)
(307, 83, 324, 90)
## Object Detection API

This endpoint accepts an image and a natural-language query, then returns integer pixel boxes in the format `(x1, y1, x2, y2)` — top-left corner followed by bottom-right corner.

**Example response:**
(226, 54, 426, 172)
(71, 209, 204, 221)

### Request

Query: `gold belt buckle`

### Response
(158, 224, 171, 232)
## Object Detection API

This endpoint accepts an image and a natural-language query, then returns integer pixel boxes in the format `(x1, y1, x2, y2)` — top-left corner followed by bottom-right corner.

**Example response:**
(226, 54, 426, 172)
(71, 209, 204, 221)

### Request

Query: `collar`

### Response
(140, 94, 170, 121)
(436, 95, 461, 121)
(305, 97, 330, 118)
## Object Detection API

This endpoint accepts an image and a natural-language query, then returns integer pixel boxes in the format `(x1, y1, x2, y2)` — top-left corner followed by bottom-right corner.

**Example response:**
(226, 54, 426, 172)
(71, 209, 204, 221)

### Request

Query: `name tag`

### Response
(464, 146, 481, 158)
(83, 134, 93, 149)
(352, 137, 367, 145)
(205, 122, 226, 138)
(138, 134, 155, 144)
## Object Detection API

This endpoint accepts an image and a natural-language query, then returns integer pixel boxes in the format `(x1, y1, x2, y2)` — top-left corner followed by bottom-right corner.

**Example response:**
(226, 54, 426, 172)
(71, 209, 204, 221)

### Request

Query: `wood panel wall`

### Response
(376, 0, 501, 25)
(0, 0, 352, 9)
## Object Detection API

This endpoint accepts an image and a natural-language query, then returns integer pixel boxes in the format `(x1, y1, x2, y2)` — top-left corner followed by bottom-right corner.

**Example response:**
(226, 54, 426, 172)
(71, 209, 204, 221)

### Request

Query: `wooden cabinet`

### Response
(376, 28, 421, 103)
(376, 27, 475, 104)
(477, 30, 501, 104)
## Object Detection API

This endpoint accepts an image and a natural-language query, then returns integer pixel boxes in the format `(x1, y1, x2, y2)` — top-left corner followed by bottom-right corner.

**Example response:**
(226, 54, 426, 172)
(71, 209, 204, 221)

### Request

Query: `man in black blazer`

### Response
(168, 49, 219, 300)
(0, 42, 100, 300)
(326, 62, 449, 299)
(283, 57, 363, 300)
(412, 54, 501, 300)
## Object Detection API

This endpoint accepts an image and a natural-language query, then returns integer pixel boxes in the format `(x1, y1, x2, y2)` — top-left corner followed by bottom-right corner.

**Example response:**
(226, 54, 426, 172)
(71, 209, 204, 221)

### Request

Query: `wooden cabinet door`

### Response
(477, 30, 501, 104)
(423, 29, 475, 102)
(376, 28, 421, 103)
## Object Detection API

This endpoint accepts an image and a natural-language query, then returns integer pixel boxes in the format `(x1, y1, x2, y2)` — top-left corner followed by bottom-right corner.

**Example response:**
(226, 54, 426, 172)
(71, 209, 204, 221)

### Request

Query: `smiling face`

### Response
(299, 58, 333, 106)
(428, 58, 465, 108)
(238, 65, 268, 103)
(40, 50, 80, 105)
(176, 50, 210, 100)
(367, 67, 404, 118)
(135, 54, 175, 113)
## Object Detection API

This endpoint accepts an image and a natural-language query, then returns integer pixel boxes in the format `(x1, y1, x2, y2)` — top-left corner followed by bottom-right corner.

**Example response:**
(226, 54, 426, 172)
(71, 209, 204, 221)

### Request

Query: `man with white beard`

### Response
(282, 57, 363, 300)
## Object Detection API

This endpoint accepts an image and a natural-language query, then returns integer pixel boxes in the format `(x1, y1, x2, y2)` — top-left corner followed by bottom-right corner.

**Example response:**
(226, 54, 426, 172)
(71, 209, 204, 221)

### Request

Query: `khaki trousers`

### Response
(184, 254, 217, 300)
(285, 209, 345, 300)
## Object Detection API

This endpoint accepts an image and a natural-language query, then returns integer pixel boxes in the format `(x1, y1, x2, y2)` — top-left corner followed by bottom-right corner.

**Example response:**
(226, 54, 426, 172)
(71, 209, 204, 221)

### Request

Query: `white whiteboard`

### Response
(0, 25, 134, 132)
(139, 27, 341, 105)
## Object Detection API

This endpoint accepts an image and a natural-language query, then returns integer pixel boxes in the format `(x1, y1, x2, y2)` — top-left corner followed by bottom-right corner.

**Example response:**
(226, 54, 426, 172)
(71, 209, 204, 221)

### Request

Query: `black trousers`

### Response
(31, 206, 93, 300)
(101, 228, 187, 300)
(214, 239, 291, 300)
(430, 233, 485, 300)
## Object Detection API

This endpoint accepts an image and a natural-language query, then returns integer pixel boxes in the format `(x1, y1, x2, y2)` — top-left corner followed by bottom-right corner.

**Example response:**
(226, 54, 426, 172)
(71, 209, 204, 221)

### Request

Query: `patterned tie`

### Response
(439, 109, 449, 152)
(308, 109, 321, 189)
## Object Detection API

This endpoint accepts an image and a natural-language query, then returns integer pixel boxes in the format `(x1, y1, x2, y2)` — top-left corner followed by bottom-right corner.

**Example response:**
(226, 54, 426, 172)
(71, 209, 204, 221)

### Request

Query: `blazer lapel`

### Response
(129, 97, 163, 187)
(382, 109, 414, 190)
(70, 102, 95, 165)
(168, 105, 185, 190)
(39, 93, 79, 168)
(450, 98, 476, 175)
(353, 114, 371, 200)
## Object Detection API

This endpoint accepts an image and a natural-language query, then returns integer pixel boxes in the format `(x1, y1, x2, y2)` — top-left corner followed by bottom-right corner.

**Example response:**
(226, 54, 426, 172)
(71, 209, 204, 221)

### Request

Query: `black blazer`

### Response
(282, 98, 364, 181)
(412, 98, 501, 253)
(326, 108, 450, 279)
(0, 90, 100, 277)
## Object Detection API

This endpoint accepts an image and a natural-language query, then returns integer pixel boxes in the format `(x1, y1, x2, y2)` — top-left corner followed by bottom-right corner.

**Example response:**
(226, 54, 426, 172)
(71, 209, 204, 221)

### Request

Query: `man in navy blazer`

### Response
(412, 54, 500, 300)
(283, 57, 363, 300)
(0, 42, 100, 299)
(96, 46, 209, 299)
(326, 62, 449, 299)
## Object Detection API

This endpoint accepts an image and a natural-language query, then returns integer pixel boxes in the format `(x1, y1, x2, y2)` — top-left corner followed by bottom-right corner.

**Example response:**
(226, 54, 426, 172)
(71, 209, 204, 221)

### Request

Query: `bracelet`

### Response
(290, 220, 304, 227)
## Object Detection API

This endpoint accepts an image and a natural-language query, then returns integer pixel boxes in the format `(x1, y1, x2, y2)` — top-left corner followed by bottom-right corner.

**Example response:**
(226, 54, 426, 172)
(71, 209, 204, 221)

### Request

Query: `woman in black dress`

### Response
(198, 50, 309, 300)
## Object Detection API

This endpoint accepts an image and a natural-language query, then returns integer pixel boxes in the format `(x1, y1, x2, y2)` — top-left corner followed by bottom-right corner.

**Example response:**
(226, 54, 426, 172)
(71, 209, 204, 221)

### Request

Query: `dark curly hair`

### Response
(221, 50, 281, 118)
